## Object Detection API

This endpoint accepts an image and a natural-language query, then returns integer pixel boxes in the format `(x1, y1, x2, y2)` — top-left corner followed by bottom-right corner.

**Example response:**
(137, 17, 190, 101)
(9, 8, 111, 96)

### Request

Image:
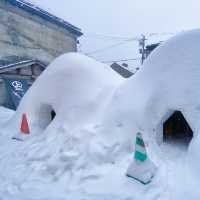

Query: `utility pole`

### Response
(139, 35, 146, 65)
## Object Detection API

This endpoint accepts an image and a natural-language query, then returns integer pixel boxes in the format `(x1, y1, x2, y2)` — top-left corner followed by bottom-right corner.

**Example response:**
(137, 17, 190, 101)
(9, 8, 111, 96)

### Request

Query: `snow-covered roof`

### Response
(110, 62, 133, 78)
(6, 0, 83, 37)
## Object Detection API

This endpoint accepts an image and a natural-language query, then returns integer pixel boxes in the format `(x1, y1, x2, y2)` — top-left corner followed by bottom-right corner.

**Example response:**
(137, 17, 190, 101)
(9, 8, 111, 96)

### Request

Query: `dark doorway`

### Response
(38, 104, 56, 130)
(163, 111, 193, 145)
(51, 110, 56, 120)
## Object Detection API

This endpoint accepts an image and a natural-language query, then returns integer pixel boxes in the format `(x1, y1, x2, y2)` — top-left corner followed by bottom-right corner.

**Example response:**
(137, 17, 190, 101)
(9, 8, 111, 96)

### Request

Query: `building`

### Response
(0, 0, 83, 109)
(145, 43, 160, 58)
(139, 42, 160, 64)
(0, 0, 82, 63)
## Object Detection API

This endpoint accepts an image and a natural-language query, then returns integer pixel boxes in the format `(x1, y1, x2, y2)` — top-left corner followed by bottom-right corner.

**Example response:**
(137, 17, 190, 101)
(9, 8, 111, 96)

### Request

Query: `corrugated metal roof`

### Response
(110, 63, 133, 78)
(6, 0, 83, 37)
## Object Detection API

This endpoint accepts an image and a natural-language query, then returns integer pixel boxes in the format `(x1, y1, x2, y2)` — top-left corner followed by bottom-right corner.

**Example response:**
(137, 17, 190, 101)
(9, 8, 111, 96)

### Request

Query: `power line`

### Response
(83, 32, 139, 41)
(102, 57, 140, 63)
(82, 31, 176, 41)
(85, 38, 138, 56)
(82, 31, 176, 63)
(82, 31, 176, 56)
(146, 32, 176, 37)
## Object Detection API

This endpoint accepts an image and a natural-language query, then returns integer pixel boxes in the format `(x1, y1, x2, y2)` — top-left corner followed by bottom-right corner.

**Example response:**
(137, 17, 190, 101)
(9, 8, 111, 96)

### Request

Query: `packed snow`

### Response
(8, 53, 123, 135)
(0, 29, 200, 199)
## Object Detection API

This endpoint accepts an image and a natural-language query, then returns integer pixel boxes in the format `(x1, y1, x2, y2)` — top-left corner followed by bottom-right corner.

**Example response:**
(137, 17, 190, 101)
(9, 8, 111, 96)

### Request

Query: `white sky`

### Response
(29, 0, 200, 68)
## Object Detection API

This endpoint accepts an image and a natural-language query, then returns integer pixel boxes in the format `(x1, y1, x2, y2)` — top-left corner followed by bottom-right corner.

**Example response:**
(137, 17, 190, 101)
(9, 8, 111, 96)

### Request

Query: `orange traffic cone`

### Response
(20, 113, 30, 134)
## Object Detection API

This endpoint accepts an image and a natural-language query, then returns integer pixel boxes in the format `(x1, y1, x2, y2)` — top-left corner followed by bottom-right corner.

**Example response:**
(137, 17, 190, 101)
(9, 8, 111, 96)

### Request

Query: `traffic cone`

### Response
(20, 113, 30, 134)
(134, 132, 147, 162)
(126, 132, 157, 184)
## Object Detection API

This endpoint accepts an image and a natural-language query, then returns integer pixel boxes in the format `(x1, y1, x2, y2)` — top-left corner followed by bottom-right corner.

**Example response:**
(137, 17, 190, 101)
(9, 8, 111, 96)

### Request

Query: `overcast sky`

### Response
(30, 0, 200, 68)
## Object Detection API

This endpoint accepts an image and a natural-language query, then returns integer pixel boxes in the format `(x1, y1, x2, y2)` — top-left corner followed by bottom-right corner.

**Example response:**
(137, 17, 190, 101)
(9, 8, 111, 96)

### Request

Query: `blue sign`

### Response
(4, 78, 29, 110)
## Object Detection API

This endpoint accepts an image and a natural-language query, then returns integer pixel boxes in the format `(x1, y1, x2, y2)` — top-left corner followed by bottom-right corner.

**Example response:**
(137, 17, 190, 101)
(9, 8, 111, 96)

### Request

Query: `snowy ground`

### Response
(1, 28, 200, 199)
(0, 107, 198, 200)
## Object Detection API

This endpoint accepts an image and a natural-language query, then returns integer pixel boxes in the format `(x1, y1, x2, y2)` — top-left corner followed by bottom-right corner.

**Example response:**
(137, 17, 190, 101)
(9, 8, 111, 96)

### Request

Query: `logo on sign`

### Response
(12, 81, 23, 91)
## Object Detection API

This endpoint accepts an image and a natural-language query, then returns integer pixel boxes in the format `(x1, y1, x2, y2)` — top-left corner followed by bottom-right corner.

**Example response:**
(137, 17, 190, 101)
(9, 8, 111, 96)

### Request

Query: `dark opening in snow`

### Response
(51, 110, 56, 120)
(163, 111, 193, 145)
(38, 104, 56, 130)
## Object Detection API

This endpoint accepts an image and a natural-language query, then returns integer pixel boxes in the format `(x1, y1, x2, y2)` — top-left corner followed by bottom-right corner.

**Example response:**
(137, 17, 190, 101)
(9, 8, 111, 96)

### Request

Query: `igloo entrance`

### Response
(163, 111, 193, 145)
(38, 104, 56, 130)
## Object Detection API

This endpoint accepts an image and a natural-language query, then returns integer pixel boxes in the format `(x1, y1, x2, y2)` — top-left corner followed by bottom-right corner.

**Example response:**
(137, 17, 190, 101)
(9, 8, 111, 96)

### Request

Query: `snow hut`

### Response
(10, 53, 123, 134)
(104, 29, 200, 152)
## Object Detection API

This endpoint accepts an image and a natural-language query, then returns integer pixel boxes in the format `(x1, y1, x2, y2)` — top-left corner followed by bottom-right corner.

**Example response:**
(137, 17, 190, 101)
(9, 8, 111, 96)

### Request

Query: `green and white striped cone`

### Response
(126, 132, 157, 184)
(134, 132, 147, 162)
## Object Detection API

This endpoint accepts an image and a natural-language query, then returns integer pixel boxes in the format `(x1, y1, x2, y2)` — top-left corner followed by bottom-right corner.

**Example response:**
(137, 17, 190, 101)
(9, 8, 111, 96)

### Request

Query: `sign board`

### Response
(4, 78, 29, 110)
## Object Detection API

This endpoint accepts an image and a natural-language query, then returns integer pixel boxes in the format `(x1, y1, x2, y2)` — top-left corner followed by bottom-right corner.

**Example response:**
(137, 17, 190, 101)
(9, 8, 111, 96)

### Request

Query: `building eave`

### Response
(0, 59, 46, 74)
(5, 0, 83, 37)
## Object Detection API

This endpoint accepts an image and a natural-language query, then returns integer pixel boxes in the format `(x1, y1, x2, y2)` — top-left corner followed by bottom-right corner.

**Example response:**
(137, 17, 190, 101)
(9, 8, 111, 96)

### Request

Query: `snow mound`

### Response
(104, 29, 200, 150)
(102, 29, 200, 197)
(2, 29, 200, 199)
(9, 52, 123, 135)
